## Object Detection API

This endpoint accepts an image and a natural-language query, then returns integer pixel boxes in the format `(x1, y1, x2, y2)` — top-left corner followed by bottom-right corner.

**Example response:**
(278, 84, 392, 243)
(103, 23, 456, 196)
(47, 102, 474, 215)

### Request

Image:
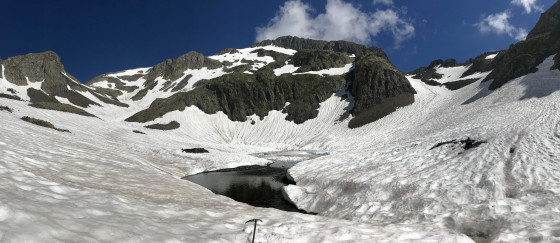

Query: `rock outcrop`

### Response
(292, 50, 353, 72)
(253, 36, 388, 59)
(484, 0, 560, 89)
(2, 51, 65, 86)
(126, 71, 347, 124)
(1, 51, 126, 115)
(348, 53, 416, 128)
(127, 36, 416, 128)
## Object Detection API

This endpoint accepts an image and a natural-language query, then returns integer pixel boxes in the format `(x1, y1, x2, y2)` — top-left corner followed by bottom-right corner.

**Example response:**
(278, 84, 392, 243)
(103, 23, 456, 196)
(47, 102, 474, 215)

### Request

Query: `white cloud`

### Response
(255, 0, 414, 48)
(511, 0, 543, 14)
(373, 0, 393, 6)
(476, 11, 527, 41)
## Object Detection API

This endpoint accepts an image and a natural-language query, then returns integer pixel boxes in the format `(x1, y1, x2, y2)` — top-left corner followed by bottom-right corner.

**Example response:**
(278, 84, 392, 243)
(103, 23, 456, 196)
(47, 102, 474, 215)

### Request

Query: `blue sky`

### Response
(1, 0, 556, 82)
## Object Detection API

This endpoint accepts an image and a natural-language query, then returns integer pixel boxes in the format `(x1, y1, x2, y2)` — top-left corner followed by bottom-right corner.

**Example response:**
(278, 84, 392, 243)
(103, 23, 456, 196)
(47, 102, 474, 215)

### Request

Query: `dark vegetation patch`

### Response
(144, 121, 180, 130)
(293, 50, 353, 72)
(7, 88, 16, 94)
(0, 105, 12, 112)
(0, 93, 22, 100)
(21, 116, 70, 132)
(182, 148, 209, 153)
(132, 130, 146, 134)
(443, 78, 479, 90)
(430, 137, 487, 151)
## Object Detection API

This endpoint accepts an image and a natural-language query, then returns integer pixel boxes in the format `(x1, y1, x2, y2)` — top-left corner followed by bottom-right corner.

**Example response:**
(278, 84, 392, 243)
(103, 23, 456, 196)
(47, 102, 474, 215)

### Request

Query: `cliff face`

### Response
(527, 1, 560, 39)
(2, 37, 417, 128)
(253, 36, 388, 59)
(484, 1, 560, 90)
(2, 51, 67, 86)
(348, 53, 416, 128)
(0, 51, 126, 117)
(125, 64, 347, 124)
(126, 37, 416, 128)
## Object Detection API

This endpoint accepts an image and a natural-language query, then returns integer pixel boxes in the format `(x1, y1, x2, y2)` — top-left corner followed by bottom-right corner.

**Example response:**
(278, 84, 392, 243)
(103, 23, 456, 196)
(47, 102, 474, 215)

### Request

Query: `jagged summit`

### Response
(253, 36, 389, 60)
(483, 0, 560, 90)
(2, 51, 68, 86)
(0, 36, 417, 128)
(527, 0, 560, 39)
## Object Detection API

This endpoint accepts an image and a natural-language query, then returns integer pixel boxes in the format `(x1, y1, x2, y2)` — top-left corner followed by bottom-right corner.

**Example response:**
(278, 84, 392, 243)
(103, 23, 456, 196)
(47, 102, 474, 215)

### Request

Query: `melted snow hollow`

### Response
(0, 52, 560, 242)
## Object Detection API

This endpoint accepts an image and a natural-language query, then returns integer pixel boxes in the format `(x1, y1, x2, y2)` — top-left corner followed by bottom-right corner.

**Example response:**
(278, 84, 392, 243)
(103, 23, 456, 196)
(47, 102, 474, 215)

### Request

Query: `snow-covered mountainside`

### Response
(2, 2, 560, 241)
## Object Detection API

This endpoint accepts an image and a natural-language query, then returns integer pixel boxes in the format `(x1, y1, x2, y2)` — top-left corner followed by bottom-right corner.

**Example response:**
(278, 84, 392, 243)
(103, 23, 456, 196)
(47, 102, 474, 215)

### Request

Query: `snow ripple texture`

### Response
(0, 52, 559, 242)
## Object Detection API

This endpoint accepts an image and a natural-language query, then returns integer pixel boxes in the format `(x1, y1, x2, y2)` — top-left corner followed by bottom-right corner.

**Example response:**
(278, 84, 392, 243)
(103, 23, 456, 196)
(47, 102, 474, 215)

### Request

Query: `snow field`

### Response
(285, 56, 560, 242)
(2, 45, 560, 241)
(0, 97, 473, 242)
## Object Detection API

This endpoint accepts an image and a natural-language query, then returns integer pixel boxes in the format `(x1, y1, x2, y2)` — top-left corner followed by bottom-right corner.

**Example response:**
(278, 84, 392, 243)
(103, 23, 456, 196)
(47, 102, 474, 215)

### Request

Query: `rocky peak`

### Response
(428, 59, 459, 69)
(527, 1, 560, 39)
(484, 1, 560, 90)
(348, 53, 416, 128)
(217, 48, 240, 55)
(253, 36, 388, 59)
(145, 51, 222, 82)
(2, 51, 66, 86)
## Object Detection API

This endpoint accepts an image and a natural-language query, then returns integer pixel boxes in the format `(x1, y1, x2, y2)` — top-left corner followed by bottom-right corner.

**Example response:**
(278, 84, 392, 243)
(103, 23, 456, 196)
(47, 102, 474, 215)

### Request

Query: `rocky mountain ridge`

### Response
(3, 0, 560, 129)
(1, 37, 418, 129)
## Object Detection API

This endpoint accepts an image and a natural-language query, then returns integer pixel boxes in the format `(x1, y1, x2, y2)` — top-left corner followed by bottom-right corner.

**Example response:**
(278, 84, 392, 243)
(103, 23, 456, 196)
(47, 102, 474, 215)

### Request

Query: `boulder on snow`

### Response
(0, 105, 12, 113)
(182, 148, 209, 153)
(144, 121, 180, 130)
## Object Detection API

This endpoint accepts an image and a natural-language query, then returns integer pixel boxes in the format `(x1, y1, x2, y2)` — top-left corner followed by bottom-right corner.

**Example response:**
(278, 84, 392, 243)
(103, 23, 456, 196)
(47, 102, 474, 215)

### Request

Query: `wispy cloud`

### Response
(511, 0, 543, 13)
(373, 0, 393, 6)
(476, 11, 527, 40)
(255, 0, 414, 48)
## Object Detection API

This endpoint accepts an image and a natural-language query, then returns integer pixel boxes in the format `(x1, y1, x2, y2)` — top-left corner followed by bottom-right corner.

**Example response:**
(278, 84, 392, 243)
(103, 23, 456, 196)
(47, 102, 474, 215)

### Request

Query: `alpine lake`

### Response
(182, 150, 328, 213)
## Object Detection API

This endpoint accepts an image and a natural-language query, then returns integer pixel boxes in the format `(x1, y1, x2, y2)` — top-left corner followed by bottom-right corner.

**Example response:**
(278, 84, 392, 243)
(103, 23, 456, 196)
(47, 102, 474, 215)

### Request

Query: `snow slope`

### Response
(1, 49, 560, 241)
(0, 97, 471, 242)
(285, 56, 560, 242)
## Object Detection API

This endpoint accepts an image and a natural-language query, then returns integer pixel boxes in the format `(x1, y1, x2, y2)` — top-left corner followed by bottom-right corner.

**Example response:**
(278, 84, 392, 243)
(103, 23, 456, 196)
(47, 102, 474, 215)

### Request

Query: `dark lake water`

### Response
(183, 166, 307, 213)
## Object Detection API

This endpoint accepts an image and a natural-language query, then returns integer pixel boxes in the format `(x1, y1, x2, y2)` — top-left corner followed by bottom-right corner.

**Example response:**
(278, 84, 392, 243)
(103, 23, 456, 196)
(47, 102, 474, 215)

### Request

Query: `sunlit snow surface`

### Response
(1, 54, 560, 242)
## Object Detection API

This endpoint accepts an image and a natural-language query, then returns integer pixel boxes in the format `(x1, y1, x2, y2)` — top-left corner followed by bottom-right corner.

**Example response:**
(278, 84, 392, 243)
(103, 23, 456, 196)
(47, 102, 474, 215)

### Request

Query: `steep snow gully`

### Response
(1, 42, 560, 242)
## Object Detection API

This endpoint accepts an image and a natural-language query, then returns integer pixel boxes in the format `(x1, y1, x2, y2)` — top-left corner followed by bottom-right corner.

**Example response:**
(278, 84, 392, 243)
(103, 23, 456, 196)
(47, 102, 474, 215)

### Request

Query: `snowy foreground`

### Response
(1, 52, 560, 242)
